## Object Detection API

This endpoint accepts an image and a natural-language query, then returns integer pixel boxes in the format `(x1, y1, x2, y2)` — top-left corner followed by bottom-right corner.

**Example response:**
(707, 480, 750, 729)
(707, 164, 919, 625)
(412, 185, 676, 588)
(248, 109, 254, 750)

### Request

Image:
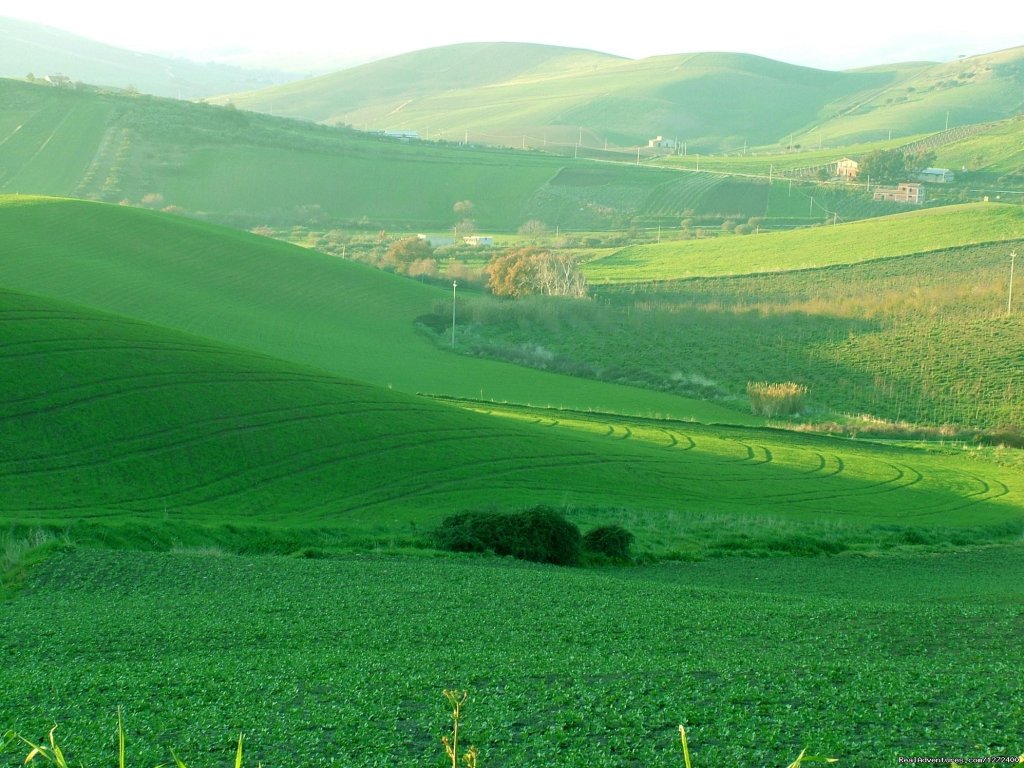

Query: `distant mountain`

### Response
(222, 42, 1024, 152)
(0, 16, 297, 99)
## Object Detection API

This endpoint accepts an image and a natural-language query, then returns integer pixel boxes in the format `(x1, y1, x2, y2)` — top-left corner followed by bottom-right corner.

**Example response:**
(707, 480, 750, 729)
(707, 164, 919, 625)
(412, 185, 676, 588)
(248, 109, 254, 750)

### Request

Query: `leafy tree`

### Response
(486, 248, 542, 297)
(382, 236, 433, 273)
(486, 248, 587, 298)
(860, 148, 938, 182)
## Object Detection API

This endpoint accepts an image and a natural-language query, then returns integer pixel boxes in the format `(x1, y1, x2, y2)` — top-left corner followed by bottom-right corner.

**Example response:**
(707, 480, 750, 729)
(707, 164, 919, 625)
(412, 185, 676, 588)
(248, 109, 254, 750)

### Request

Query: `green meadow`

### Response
(586, 203, 1024, 282)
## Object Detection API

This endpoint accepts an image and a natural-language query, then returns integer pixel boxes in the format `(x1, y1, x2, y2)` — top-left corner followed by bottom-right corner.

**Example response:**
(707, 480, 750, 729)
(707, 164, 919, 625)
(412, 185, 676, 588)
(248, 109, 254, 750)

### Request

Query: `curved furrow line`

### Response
(656, 429, 678, 448)
(332, 453, 673, 514)
(0, 337, 258, 360)
(618, 426, 633, 440)
(0, 370, 366, 419)
(3, 424, 513, 513)
(882, 471, 1014, 518)
(0, 402, 437, 479)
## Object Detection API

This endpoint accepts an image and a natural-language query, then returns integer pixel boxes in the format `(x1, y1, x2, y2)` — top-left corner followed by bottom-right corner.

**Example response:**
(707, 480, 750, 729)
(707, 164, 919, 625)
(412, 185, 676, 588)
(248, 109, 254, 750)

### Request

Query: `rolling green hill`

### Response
(807, 47, 1024, 146)
(0, 194, 742, 422)
(2, 195, 1021, 552)
(224, 44, 1024, 153)
(3, 283, 1022, 557)
(0, 16, 293, 99)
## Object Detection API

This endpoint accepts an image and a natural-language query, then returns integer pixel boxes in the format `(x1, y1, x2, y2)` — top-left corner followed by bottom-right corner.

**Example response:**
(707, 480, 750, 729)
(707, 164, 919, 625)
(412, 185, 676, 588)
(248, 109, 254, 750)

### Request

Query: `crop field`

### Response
(2, 547, 1022, 767)
(464, 238, 1024, 429)
(585, 203, 1024, 282)
(8, 285, 1022, 559)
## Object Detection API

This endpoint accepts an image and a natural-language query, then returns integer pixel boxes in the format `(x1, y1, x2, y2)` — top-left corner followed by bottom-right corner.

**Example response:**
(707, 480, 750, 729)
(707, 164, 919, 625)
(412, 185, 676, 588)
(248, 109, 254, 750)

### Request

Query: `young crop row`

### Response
(2, 548, 1021, 767)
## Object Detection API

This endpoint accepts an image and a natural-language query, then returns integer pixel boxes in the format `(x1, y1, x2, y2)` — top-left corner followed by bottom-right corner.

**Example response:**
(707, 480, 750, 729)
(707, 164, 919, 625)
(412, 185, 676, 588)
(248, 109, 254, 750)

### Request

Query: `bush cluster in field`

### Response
(434, 506, 633, 565)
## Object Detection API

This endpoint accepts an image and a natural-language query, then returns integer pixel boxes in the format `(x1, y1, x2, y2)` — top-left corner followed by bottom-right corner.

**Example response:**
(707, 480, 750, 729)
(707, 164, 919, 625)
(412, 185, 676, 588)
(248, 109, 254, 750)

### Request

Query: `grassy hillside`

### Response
(807, 47, 1024, 146)
(0, 17, 292, 99)
(0, 79, 571, 231)
(3, 547, 1022, 766)
(3, 198, 1021, 548)
(7, 287, 1020, 556)
(586, 203, 1024, 281)
(226, 44, 1024, 153)
(0, 195, 742, 422)
(226, 46, 903, 152)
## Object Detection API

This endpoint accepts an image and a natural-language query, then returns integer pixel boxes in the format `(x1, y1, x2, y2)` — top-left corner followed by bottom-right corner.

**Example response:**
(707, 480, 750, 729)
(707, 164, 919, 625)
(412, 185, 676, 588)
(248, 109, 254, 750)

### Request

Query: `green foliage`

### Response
(435, 506, 582, 565)
(582, 525, 634, 560)
(859, 147, 937, 182)
(2, 548, 1022, 766)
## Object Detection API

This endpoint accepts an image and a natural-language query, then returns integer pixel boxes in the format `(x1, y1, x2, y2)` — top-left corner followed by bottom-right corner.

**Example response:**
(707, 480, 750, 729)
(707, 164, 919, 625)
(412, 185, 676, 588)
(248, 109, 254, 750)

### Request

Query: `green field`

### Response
(2, 112, 1024, 768)
(464, 236, 1024, 430)
(586, 203, 1024, 282)
(2, 547, 1022, 767)
(7, 283, 1021, 559)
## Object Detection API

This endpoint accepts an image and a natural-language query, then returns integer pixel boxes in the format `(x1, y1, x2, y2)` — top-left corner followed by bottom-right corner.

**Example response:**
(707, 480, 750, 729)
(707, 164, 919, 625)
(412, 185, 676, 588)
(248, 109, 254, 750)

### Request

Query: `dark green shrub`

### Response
(434, 506, 581, 565)
(582, 525, 634, 560)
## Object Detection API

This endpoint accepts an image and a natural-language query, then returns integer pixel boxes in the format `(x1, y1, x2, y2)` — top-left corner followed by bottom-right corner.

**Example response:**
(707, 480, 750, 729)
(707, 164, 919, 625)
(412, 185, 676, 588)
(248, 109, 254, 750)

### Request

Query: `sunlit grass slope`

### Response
(6, 288, 1020, 550)
(809, 47, 1024, 145)
(0, 288, 749, 542)
(0, 195, 743, 423)
(586, 203, 1024, 282)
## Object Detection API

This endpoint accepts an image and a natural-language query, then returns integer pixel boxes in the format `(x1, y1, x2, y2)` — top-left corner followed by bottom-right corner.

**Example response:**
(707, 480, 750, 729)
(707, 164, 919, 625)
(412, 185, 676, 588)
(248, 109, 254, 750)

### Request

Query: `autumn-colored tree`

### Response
(486, 248, 541, 297)
(382, 237, 433, 273)
(486, 249, 588, 298)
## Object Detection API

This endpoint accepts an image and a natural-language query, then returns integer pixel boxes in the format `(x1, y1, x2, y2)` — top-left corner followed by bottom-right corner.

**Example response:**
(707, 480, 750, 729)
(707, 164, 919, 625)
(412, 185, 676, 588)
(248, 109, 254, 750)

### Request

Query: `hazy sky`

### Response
(1, 0, 1019, 72)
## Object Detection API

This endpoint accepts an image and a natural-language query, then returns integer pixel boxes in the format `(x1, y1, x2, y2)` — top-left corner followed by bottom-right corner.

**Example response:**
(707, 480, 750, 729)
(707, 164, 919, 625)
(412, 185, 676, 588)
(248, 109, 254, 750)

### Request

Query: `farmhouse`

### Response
(383, 130, 420, 141)
(873, 182, 925, 204)
(463, 235, 493, 246)
(918, 167, 955, 183)
(647, 136, 677, 149)
(835, 157, 859, 179)
(44, 74, 72, 87)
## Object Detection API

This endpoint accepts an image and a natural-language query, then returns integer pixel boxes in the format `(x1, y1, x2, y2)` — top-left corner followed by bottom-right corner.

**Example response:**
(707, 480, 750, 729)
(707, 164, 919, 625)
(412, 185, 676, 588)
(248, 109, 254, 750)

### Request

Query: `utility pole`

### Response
(451, 280, 458, 348)
(1009, 251, 1017, 317)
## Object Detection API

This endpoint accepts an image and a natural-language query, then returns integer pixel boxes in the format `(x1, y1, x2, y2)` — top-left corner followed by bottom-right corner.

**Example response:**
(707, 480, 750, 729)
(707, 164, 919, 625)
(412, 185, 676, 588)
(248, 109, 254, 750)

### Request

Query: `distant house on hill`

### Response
(44, 74, 72, 87)
(873, 182, 925, 204)
(383, 130, 420, 141)
(835, 157, 859, 179)
(918, 167, 955, 183)
(647, 136, 677, 149)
